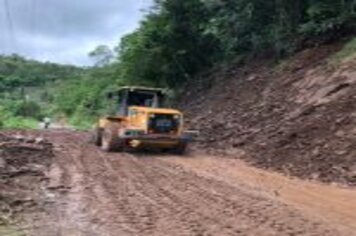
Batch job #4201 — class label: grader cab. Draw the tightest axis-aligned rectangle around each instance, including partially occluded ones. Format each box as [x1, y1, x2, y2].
[93, 86, 191, 154]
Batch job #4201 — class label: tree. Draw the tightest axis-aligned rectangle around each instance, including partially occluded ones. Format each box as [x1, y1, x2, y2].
[89, 45, 114, 66]
[116, 0, 219, 87]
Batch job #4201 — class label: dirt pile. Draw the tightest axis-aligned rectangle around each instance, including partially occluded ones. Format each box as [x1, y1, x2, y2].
[0, 132, 54, 224]
[180, 42, 356, 186]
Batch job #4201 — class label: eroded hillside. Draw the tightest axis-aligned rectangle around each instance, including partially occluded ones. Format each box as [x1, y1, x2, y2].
[180, 40, 356, 186]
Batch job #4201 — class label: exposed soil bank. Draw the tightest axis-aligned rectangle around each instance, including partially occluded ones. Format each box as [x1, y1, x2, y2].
[179, 42, 356, 186]
[0, 131, 54, 235]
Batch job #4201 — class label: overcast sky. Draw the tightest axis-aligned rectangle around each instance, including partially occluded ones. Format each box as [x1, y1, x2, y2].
[0, 0, 152, 66]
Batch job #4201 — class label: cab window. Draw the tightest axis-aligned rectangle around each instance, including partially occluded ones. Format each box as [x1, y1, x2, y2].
[129, 109, 138, 117]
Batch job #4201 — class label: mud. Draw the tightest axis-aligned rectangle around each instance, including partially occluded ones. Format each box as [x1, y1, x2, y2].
[3, 129, 349, 236]
[0, 132, 54, 234]
[179, 43, 356, 186]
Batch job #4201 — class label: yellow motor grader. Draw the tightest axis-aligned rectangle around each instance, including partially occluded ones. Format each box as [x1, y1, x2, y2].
[93, 86, 193, 154]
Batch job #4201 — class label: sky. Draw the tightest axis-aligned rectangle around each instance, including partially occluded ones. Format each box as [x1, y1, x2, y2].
[0, 0, 152, 66]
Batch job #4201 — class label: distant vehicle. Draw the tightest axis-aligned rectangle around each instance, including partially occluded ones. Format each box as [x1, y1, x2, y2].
[92, 86, 195, 154]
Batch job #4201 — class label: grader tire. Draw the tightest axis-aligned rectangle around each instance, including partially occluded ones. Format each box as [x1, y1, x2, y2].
[92, 127, 103, 146]
[101, 124, 123, 152]
[170, 142, 187, 155]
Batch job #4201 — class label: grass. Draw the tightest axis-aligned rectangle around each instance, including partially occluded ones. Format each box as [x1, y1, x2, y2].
[1, 117, 38, 129]
[0, 226, 25, 236]
[0, 105, 38, 129]
[331, 37, 356, 64]
[0, 218, 25, 236]
[68, 115, 93, 130]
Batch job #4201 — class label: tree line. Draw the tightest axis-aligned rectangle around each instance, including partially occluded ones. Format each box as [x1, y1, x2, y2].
[114, 0, 355, 87]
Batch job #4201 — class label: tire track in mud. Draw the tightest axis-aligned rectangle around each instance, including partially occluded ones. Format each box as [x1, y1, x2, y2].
[64, 132, 137, 235]
[48, 131, 103, 236]
[108, 155, 219, 236]
[42, 130, 347, 236]
[119, 156, 338, 236]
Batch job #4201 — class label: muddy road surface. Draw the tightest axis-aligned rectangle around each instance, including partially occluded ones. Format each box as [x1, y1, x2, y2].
[13, 130, 356, 236]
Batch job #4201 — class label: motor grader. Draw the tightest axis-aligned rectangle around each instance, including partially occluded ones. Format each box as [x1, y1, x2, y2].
[93, 86, 192, 154]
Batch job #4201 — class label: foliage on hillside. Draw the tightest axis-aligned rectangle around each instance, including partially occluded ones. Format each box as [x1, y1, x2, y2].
[117, 0, 356, 87]
[0, 54, 82, 93]
[0, 53, 121, 128]
[0, 54, 84, 128]
[331, 37, 356, 63]
[53, 63, 120, 127]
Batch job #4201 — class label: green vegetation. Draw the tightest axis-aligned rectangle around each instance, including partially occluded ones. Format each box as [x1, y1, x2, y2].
[0, 226, 25, 236]
[0, 54, 84, 128]
[0, 218, 25, 236]
[116, 0, 356, 87]
[0, 102, 38, 129]
[1, 0, 355, 129]
[331, 37, 356, 63]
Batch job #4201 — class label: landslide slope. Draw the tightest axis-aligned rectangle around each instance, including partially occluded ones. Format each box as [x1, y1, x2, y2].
[180, 40, 356, 186]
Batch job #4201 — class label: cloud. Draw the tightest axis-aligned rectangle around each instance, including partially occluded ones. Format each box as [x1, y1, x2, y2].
[0, 0, 152, 65]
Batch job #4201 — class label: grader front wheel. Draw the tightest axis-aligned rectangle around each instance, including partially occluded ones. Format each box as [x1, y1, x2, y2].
[169, 142, 187, 155]
[92, 127, 103, 146]
[101, 124, 123, 152]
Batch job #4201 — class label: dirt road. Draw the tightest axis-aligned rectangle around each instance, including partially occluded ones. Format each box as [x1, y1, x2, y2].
[20, 130, 356, 236]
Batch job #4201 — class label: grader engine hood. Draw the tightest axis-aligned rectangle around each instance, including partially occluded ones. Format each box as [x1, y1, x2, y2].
[128, 106, 183, 135]
[147, 113, 181, 134]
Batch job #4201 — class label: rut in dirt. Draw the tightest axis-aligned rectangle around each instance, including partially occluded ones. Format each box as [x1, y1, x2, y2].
[21, 129, 348, 236]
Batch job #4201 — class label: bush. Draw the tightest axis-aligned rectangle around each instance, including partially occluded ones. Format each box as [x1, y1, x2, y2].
[331, 37, 356, 63]
[0, 104, 38, 129]
[13, 101, 42, 120]
[3, 117, 38, 129]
